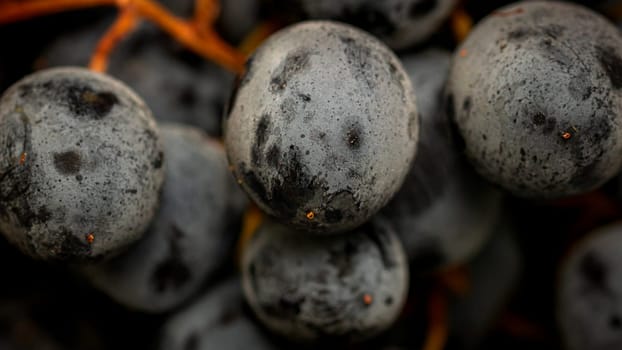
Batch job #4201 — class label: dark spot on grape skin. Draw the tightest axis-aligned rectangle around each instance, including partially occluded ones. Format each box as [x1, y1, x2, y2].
[579, 251, 608, 294]
[298, 93, 311, 102]
[542, 24, 565, 39]
[17, 83, 34, 98]
[337, 5, 396, 37]
[262, 294, 306, 319]
[409, 0, 437, 18]
[53, 151, 82, 175]
[66, 85, 119, 119]
[462, 96, 472, 112]
[153, 151, 164, 169]
[532, 113, 546, 125]
[568, 115, 612, 189]
[507, 28, 535, 41]
[151, 225, 192, 293]
[266, 144, 281, 168]
[595, 45, 622, 89]
[543, 117, 557, 135]
[251, 115, 271, 166]
[346, 126, 362, 150]
[325, 190, 359, 223]
[184, 333, 199, 350]
[270, 49, 311, 93]
[269, 147, 320, 220]
[339, 35, 377, 89]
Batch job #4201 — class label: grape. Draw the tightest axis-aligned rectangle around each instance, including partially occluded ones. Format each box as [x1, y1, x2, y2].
[81, 123, 247, 312]
[273, 0, 458, 50]
[557, 222, 622, 350]
[159, 278, 277, 350]
[449, 218, 521, 349]
[42, 19, 232, 136]
[384, 49, 503, 272]
[225, 21, 418, 233]
[446, 1, 622, 198]
[241, 217, 409, 343]
[0, 67, 164, 262]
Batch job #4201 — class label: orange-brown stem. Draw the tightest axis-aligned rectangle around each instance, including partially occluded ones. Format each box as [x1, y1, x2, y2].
[235, 203, 264, 267]
[89, 8, 139, 72]
[0, 0, 245, 73]
[422, 287, 449, 350]
[193, 0, 219, 36]
[450, 7, 473, 44]
[0, 0, 115, 24]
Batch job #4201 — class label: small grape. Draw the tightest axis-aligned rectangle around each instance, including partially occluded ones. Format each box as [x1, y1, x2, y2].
[0, 67, 164, 261]
[446, 1, 622, 198]
[225, 21, 418, 233]
[241, 217, 409, 343]
[159, 278, 277, 350]
[273, 0, 458, 50]
[81, 124, 247, 312]
[384, 49, 503, 272]
[557, 222, 622, 350]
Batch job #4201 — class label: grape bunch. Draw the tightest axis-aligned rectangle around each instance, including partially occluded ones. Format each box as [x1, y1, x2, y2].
[1, 0, 622, 350]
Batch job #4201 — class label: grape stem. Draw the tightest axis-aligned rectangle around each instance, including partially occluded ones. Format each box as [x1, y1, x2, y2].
[0, 0, 245, 74]
[422, 285, 449, 350]
[89, 7, 139, 72]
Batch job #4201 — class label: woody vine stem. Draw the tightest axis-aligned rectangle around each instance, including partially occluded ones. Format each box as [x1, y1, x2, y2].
[0, 0, 246, 74]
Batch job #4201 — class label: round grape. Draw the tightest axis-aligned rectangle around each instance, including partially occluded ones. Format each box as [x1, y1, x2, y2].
[0, 67, 164, 261]
[225, 21, 418, 233]
[447, 1, 622, 198]
[241, 217, 409, 343]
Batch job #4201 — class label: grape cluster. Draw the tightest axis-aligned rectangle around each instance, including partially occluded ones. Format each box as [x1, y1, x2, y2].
[2, 0, 622, 349]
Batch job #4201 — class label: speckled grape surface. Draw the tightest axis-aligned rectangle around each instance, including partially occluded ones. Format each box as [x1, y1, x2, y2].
[159, 278, 277, 350]
[0, 67, 164, 261]
[557, 222, 622, 350]
[384, 49, 503, 272]
[446, 1, 622, 198]
[82, 124, 247, 312]
[287, 0, 457, 49]
[241, 218, 409, 343]
[225, 21, 418, 234]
